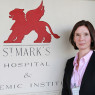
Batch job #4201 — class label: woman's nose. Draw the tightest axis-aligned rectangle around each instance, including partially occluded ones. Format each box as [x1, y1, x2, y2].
[79, 35, 84, 40]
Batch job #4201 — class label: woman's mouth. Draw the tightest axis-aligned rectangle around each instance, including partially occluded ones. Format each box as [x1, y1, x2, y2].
[79, 43, 85, 45]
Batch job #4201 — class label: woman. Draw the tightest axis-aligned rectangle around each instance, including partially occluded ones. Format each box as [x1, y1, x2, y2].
[62, 20, 95, 95]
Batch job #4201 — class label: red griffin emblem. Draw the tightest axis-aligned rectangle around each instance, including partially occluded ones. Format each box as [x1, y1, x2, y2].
[4, 1, 60, 43]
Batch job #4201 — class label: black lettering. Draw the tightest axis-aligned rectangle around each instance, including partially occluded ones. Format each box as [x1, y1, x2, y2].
[16, 48, 22, 56]
[37, 47, 41, 56]
[45, 47, 50, 56]
[30, 47, 35, 56]
[3, 48, 8, 57]
[23, 48, 28, 56]
[4, 63, 9, 68]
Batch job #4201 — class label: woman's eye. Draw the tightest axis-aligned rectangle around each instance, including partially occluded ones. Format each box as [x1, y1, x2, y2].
[85, 33, 89, 36]
[75, 34, 80, 36]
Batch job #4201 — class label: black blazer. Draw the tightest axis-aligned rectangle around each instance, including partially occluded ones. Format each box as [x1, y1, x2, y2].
[62, 51, 95, 95]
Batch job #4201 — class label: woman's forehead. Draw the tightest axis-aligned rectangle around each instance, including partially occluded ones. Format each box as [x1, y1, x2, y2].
[75, 26, 89, 33]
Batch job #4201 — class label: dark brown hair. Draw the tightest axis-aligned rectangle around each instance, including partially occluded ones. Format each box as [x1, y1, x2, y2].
[69, 20, 95, 50]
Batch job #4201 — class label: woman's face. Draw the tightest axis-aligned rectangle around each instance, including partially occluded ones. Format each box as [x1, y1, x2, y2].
[74, 26, 91, 51]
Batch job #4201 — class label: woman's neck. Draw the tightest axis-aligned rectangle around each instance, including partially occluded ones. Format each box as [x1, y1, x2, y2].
[78, 49, 91, 60]
[76, 49, 91, 71]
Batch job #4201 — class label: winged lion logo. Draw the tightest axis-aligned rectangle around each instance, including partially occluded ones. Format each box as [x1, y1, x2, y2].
[4, 1, 60, 43]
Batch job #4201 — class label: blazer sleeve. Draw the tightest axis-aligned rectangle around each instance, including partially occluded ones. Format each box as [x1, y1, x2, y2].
[61, 60, 70, 95]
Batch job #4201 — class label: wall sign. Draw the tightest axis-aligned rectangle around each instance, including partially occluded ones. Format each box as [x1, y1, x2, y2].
[0, 0, 61, 95]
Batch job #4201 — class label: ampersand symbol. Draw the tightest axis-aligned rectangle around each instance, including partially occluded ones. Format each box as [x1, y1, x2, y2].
[24, 73, 32, 78]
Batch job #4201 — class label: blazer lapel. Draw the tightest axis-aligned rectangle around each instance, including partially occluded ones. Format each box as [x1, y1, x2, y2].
[80, 51, 95, 89]
[67, 58, 74, 94]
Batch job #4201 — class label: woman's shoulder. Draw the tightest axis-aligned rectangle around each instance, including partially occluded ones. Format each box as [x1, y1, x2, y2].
[67, 57, 75, 63]
[65, 57, 75, 68]
[64, 57, 74, 72]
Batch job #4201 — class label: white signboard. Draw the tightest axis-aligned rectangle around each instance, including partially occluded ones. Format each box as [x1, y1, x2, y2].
[0, 0, 62, 95]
